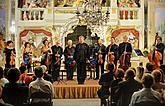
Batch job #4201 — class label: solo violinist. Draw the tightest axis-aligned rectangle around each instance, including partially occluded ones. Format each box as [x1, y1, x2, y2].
[118, 35, 132, 71]
[106, 37, 119, 66]
[94, 39, 106, 80]
[51, 41, 63, 81]
[4, 41, 16, 69]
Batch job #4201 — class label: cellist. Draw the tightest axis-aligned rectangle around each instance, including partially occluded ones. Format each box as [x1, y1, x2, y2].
[118, 35, 132, 71]
[94, 39, 106, 80]
[106, 37, 119, 67]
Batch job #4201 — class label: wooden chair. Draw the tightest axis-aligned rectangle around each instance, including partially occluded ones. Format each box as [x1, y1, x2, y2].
[28, 91, 53, 106]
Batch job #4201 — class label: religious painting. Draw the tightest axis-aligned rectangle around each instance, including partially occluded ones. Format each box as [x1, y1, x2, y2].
[155, 8, 165, 44]
[20, 29, 52, 57]
[112, 28, 139, 49]
[117, 0, 141, 7]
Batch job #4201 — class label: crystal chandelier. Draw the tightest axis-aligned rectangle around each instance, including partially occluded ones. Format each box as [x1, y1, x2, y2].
[76, 0, 110, 30]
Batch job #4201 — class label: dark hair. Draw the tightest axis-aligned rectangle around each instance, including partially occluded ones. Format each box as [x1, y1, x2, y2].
[7, 68, 20, 83]
[34, 66, 43, 78]
[146, 62, 154, 72]
[142, 73, 154, 88]
[6, 41, 13, 46]
[116, 68, 124, 78]
[111, 37, 115, 40]
[151, 70, 162, 83]
[19, 66, 27, 74]
[107, 63, 114, 72]
[24, 42, 30, 48]
[43, 39, 48, 45]
[0, 67, 4, 79]
[126, 69, 135, 79]
[4, 68, 10, 78]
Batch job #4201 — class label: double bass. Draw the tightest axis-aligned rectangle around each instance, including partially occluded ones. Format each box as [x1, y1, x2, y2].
[148, 34, 162, 69]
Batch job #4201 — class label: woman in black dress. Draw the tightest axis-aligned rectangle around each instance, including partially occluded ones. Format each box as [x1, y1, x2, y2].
[4, 41, 16, 69]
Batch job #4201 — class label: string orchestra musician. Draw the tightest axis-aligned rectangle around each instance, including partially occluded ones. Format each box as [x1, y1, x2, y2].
[95, 39, 106, 80]
[41, 39, 52, 74]
[51, 41, 63, 81]
[118, 35, 132, 71]
[154, 36, 164, 65]
[22, 42, 33, 72]
[148, 34, 164, 69]
[106, 37, 119, 68]
[64, 40, 75, 80]
[4, 41, 16, 69]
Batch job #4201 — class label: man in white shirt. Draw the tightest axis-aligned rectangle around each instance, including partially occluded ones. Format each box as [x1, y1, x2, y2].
[129, 73, 162, 106]
[29, 66, 54, 103]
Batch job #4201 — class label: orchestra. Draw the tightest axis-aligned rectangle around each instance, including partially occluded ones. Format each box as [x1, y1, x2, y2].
[1, 33, 164, 83]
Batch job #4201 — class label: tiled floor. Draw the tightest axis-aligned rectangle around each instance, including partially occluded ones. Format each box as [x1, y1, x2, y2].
[53, 99, 100, 106]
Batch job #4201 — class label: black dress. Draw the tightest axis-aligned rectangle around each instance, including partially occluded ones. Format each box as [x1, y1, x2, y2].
[4, 48, 15, 69]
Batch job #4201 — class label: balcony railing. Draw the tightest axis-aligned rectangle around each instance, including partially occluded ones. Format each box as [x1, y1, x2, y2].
[18, 8, 46, 21]
[118, 7, 140, 20]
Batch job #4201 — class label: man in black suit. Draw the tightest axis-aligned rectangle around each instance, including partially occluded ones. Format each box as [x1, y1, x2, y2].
[51, 41, 63, 81]
[74, 36, 89, 84]
[95, 39, 106, 79]
[97, 63, 114, 106]
[116, 69, 142, 106]
[118, 35, 132, 71]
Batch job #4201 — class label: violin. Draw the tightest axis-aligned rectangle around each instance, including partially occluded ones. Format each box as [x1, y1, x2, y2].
[98, 47, 103, 64]
[10, 50, 15, 66]
[107, 52, 115, 64]
[55, 52, 61, 65]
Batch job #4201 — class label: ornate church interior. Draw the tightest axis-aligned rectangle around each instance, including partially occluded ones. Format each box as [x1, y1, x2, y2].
[0, 0, 165, 106]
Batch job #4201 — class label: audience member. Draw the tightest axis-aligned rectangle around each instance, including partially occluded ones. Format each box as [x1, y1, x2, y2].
[2, 68, 29, 106]
[41, 65, 53, 83]
[0, 86, 13, 106]
[18, 65, 32, 85]
[116, 69, 142, 106]
[135, 66, 144, 82]
[97, 63, 114, 106]
[0, 67, 8, 87]
[152, 70, 165, 92]
[129, 73, 162, 106]
[145, 62, 154, 73]
[111, 68, 125, 105]
[29, 66, 54, 103]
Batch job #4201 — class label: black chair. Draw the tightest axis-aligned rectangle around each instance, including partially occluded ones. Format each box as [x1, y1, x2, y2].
[28, 91, 53, 106]
[134, 101, 162, 106]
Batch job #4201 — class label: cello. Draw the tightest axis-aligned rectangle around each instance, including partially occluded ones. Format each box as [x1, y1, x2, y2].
[10, 50, 15, 66]
[148, 34, 162, 69]
[119, 44, 131, 71]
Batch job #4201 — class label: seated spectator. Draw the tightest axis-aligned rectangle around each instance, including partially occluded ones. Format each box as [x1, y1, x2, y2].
[41, 65, 53, 83]
[116, 69, 142, 106]
[111, 68, 125, 105]
[0, 67, 8, 87]
[18, 66, 32, 85]
[135, 66, 144, 82]
[152, 70, 165, 92]
[129, 73, 162, 106]
[29, 66, 54, 103]
[97, 63, 114, 106]
[0, 86, 13, 106]
[2, 68, 29, 106]
[145, 62, 154, 73]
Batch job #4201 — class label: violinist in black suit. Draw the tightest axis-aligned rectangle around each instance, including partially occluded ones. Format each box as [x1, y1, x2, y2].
[95, 39, 106, 80]
[51, 41, 63, 81]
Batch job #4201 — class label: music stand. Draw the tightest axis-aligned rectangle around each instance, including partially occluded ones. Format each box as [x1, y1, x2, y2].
[134, 49, 144, 56]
